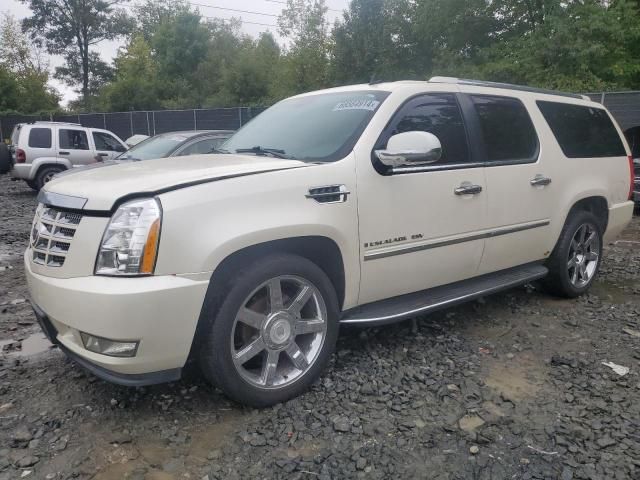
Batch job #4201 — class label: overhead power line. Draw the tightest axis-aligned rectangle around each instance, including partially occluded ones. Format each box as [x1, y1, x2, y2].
[202, 15, 278, 28]
[262, 0, 342, 13]
[189, 2, 279, 17]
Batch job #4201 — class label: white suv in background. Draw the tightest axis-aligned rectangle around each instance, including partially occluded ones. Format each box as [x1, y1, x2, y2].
[7, 122, 128, 190]
[26, 78, 634, 407]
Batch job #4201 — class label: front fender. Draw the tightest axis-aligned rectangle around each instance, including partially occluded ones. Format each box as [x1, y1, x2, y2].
[154, 160, 361, 309]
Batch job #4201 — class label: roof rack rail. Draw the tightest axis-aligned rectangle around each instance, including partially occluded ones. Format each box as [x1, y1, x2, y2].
[429, 76, 589, 100]
[31, 120, 82, 126]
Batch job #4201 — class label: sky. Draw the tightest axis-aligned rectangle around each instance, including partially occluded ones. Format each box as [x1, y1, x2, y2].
[3, 0, 349, 106]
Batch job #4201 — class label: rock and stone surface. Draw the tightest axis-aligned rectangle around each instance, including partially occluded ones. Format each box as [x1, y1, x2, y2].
[1, 176, 639, 479]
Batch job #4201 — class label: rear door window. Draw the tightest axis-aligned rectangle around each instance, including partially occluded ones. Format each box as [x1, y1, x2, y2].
[28, 128, 52, 148]
[59, 129, 89, 150]
[537, 101, 626, 158]
[471, 95, 538, 163]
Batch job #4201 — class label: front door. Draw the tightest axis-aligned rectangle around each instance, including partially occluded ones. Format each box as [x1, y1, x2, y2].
[57, 128, 93, 167]
[356, 92, 489, 305]
[92, 131, 127, 161]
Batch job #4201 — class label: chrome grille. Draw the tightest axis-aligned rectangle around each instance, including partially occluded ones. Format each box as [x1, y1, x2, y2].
[30, 205, 83, 267]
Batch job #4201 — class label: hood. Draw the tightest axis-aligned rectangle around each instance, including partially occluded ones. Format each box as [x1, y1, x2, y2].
[42, 154, 307, 211]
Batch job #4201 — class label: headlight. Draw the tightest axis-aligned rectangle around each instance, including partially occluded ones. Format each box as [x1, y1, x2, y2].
[95, 198, 161, 276]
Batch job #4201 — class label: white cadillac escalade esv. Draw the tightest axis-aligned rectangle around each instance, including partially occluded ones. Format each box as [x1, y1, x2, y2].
[26, 78, 635, 406]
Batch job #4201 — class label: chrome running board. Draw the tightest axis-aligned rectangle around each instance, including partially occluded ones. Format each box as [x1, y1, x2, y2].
[340, 263, 548, 326]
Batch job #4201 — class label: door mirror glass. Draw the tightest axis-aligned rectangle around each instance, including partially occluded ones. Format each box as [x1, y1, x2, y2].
[375, 131, 442, 167]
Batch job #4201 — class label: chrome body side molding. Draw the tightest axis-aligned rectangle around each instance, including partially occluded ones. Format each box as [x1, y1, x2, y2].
[364, 219, 550, 261]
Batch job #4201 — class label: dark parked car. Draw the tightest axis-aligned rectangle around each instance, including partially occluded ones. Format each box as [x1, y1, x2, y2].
[116, 130, 234, 161]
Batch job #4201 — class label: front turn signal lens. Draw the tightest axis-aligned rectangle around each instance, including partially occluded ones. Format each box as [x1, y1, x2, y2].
[140, 218, 161, 274]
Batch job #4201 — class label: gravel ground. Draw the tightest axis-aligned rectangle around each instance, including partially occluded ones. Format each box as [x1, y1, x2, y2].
[1, 174, 639, 480]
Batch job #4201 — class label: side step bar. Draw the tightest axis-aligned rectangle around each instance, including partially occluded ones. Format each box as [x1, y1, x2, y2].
[340, 263, 548, 326]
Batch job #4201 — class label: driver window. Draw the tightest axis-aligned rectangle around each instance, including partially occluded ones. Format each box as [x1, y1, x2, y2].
[385, 93, 470, 165]
[93, 131, 126, 152]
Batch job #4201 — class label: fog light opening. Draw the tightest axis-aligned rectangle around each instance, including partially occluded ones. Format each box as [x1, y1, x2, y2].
[80, 332, 139, 358]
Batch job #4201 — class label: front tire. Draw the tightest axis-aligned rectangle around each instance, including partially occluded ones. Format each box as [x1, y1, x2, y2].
[543, 210, 603, 298]
[198, 254, 340, 407]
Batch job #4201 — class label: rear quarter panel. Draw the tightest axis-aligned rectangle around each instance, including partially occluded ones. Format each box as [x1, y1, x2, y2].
[525, 96, 631, 246]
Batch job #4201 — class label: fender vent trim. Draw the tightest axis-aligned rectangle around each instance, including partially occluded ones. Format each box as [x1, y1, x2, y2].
[306, 185, 350, 204]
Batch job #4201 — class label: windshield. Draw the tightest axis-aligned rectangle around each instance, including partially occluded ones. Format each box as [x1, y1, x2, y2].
[222, 90, 390, 162]
[117, 133, 193, 160]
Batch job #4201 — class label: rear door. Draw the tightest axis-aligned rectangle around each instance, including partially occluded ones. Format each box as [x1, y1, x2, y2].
[58, 127, 94, 167]
[458, 89, 556, 273]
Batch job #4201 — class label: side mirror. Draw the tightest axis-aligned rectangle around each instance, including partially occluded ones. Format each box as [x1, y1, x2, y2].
[375, 131, 442, 168]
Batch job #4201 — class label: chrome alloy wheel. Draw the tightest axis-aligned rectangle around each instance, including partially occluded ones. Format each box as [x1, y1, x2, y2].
[567, 223, 600, 288]
[231, 275, 328, 389]
[43, 171, 56, 184]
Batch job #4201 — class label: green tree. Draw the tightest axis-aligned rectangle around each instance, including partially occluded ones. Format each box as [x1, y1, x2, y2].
[468, 0, 640, 91]
[0, 13, 58, 112]
[97, 35, 160, 111]
[135, 0, 191, 42]
[217, 32, 282, 105]
[0, 66, 20, 112]
[278, 0, 330, 94]
[150, 10, 209, 107]
[21, 0, 132, 110]
[56, 51, 114, 104]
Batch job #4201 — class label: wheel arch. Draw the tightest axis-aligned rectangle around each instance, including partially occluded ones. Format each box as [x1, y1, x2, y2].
[188, 236, 346, 358]
[31, 158, 70, 180]
[564, 196, 609, 233]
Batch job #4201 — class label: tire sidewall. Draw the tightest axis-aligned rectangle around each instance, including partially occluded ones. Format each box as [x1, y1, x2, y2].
[552, 211, 603, 297]
[0, 143, 11, 174]
[35, 166, 64, 190]
[199, 253, 340, 407]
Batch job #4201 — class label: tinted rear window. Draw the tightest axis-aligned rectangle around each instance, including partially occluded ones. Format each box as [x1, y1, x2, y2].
[471, 95, 538, 163]
[28, 128, 52, 148]
[537, 101, 626, 158]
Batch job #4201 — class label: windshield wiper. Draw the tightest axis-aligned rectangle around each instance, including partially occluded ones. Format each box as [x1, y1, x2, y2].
[235, 146, 288, 159]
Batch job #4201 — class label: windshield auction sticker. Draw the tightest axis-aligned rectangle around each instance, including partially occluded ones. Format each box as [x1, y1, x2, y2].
[333, 98, 381, 112]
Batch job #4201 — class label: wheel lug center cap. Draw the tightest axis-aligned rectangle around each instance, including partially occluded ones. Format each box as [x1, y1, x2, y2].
[265, 315, 293, 347]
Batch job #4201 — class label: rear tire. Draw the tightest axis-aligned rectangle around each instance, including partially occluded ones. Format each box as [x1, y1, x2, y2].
[33, 165, 64, 191]
[0, 143, 11, 174]
[26, 180, 39, 191]
[198, 253, 339, 407]
[542, 210, 603, 298]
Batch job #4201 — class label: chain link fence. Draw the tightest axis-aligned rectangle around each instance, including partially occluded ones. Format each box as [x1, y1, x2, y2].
[0, 106, 268, 142]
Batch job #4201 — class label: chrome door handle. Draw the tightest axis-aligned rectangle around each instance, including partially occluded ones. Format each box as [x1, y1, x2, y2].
[454, 183, 483, 196]
[530, 175, 552, 186]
